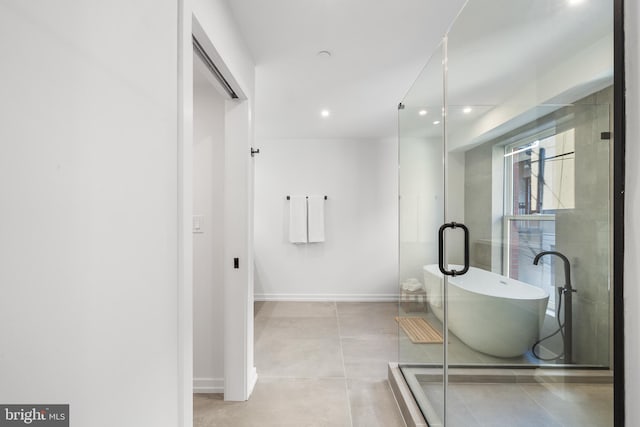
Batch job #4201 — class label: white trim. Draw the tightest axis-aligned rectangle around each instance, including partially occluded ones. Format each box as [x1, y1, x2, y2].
[223, 99, 252, 401]
[192, 18, 246, 100]
[248, 367, 258, 396]
[177, 1, 194, 426]
[502, 215, 556, 279]
[193, 377, 225, 394]
[254, 293, 400, 302]
[189, 10, 255, 403]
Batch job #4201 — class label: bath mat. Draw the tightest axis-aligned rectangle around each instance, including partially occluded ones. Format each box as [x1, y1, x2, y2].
[395, 317, 443, 344]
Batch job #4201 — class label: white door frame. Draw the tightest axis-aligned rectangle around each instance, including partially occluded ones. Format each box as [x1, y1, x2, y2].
[177, 2, 194, 426]
[177, 2, 255, 425]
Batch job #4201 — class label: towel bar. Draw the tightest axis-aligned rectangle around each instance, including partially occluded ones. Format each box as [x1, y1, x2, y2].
[286, 195, 328, 200]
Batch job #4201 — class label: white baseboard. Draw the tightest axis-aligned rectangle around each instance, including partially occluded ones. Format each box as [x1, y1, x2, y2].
[248, 367, 258, 398]
[194, 371, 258, 397]
[193, 377, 224, 394]
[254, 293, 399, 302]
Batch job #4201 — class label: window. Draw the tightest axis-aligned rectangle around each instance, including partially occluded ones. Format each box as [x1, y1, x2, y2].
[503, 127, 576, 314]
[506, 128, 575, 215]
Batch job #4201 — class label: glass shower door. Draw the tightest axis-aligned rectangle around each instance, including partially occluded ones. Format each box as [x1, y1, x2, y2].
[399, 0, 615, 425]
[398, 41, 447, 425]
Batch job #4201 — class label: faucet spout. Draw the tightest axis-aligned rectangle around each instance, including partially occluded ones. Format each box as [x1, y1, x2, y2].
[533, 251, 572, 290]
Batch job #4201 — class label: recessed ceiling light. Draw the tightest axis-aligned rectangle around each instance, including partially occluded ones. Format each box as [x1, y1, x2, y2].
[321, 109, 331, 118]
[568, 0, 584, 5]
[433, 120, 440, 125]
[317, 50, 332, 58]
[419, 110, 428, 116]
[463, 107, 472, 114]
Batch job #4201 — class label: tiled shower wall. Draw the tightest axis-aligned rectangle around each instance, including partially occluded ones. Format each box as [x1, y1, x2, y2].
[555, 86, 613, 365]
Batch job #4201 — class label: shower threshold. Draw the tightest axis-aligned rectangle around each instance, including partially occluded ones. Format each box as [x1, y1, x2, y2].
[388, 363, 613, 427]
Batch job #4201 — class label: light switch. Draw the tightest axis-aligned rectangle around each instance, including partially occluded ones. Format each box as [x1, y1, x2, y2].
[193, 215, 204, 233]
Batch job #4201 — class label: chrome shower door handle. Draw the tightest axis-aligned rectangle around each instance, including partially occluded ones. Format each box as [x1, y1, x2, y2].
[438, 222, 470, 276]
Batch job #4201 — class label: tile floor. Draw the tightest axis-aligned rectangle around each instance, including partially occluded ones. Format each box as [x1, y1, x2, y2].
[194, 301, 614, 426]
[193, 301, 406, 427]
[420, 381, 613, 427]
[397, 309, 614, 426]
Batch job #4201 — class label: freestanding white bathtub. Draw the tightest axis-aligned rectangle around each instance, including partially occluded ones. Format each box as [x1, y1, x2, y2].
[423, 264, 549, 358]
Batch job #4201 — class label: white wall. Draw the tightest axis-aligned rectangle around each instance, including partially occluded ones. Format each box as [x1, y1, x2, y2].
[397, 135, 467, 285]
[625, 0, 639, 423]
[0, 1, 257, 426]
[0, 1, 179, 426]
[254, 138, 398, 300]
[192, 74, 225, 393]
[399, 137, 444, 283]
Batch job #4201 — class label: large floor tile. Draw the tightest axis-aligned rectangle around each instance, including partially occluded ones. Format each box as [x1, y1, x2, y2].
[347, 379, 406, 427]
[338, 313, 398, 338]
[337, 302, 398, 317]
[255, 301, 337, 318]
[194, 378, 352, 427]
[342, 336, 398, 379]
[521, 383, 613, 427]
[420, 383, 481, 427]
[453, 383, 562, 427]
[398, 335, 444, 364]
[255, 336, 344, 378]
[255, 316, 340, 340]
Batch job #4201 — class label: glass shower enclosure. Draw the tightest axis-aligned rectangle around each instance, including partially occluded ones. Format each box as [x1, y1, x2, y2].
[398, 0, 615, 425]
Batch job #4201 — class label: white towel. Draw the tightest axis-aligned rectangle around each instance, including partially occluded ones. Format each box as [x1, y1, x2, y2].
[289, 196, 308, 243]
[307, 195, 325, 243]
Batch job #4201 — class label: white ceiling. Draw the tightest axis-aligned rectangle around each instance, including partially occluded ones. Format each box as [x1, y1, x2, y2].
[399, 0, 613, 141]
[226, 0, 613, 142]
[226, 0, 467, 140]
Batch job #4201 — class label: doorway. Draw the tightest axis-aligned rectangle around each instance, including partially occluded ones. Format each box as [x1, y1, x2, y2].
[184, 15, 257, 408]
[192, 43, 227, 395]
